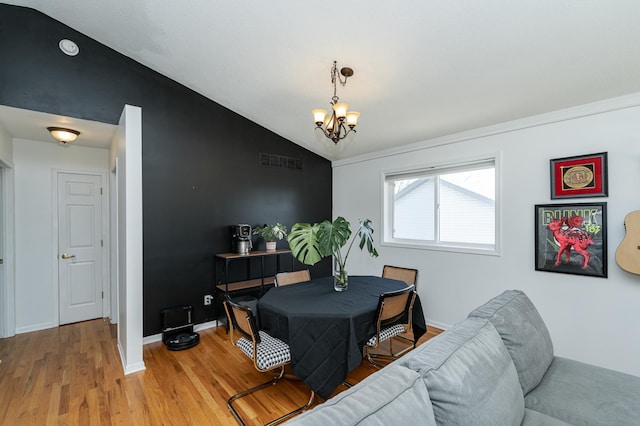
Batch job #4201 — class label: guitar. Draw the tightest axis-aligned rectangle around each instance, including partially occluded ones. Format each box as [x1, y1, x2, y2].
[615, 210, 640, 275]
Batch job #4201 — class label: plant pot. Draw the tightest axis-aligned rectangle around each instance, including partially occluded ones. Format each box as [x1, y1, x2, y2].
[266, 241, 277, 252]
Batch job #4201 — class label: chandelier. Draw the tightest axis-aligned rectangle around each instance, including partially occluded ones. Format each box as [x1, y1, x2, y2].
[312, 61, 360, 144]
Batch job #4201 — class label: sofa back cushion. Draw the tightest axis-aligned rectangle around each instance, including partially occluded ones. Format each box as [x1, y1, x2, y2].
[402, 317, 525, 426]
[285, 363, 436, 425]
[468, 289, 554, 395]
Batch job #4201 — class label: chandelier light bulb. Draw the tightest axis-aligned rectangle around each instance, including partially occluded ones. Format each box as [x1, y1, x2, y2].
[332, 102, 349, 120]
[312, 109, 328, 126]
[346, 111, 360, 128]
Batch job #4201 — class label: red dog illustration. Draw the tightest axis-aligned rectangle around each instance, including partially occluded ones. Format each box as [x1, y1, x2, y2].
[547, 216, 594, 269]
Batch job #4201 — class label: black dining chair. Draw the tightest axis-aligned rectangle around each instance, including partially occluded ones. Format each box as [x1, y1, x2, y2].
[223, 299, 314, 425]
[363, 285, 417, 368]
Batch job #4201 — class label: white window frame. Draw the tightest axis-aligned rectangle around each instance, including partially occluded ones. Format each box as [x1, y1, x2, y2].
[382, 153, 501, 256]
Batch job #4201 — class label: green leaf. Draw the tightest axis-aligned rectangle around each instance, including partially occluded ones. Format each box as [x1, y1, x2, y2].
[287, 222, 323, 265]
[357, 218, 379, 258]
[288, 216, 378, 268]
[317, 217, 351, 258]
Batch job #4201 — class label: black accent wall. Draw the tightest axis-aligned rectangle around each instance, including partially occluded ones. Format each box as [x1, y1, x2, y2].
[0, 5, 332, 336]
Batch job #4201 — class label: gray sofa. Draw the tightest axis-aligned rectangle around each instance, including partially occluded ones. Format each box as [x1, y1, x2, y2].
[285, 290, 640, 425]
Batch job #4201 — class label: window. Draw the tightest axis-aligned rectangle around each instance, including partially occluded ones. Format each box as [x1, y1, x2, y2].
[384, 158, 497, 253]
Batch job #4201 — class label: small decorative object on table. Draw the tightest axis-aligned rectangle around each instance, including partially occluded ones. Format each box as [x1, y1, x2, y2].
[253, 223, 288, 251]
[287, 216, 379, 291]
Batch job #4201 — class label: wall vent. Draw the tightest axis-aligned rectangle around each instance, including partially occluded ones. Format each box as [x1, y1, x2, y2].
[259, 153, 303, 170]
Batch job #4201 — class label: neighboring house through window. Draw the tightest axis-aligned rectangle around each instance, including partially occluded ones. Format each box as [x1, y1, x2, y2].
[383, 156, 498, 254]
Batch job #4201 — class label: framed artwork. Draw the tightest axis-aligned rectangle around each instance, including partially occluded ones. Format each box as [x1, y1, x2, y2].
[550, 152, 608, 199]
[534, 202, 607, 278]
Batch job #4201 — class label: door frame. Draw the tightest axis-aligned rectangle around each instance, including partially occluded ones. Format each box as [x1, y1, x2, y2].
[0, 161, 16, 338]
[52, 169, 110, 325]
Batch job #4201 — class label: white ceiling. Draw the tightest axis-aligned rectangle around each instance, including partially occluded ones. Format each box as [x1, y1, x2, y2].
[3, 0, 640, 160]
[0, 105, 116, 149]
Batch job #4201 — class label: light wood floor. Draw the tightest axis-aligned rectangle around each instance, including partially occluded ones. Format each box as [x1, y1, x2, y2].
[0, 319, 442, 425]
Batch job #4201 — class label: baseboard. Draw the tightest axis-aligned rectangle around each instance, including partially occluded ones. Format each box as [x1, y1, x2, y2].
[194, 320, 218, 332]
[117, 340, 146, 375]
[123, 361, 146, 375]
[142, 319, 219, 346]
[15, 321, 56, 334]
[142, 333, 163, 345]
[425, 318, 450, 332]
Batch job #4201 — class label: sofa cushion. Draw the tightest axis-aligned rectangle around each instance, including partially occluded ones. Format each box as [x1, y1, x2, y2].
[284, 363, 436, 425]
[521, 409, 572, 425]
[468, 289, 554, 394]
[401, 317, 524, 426]
[525, 356, 640, 426]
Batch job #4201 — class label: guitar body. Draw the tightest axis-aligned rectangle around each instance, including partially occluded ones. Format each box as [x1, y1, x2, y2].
[616, 210, 640, 275]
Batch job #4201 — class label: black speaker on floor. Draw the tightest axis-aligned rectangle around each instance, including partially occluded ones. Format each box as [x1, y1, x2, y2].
[161, 305, 200, 351]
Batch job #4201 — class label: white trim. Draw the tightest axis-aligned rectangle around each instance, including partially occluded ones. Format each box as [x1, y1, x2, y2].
[142, 334, 163, 345]
[0, 162, 16, 338]
[109, 163, 118, 324]
[118, 341, 146, 374]
[334, 92, 640, 168]
[194, 320, 218, 332]
[426, 319, 451, 332]
[15, 321, 56, 334]
[142, 320, 219, 345]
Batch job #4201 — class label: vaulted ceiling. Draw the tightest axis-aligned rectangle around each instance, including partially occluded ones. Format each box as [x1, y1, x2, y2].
[3, 1, 640, 160]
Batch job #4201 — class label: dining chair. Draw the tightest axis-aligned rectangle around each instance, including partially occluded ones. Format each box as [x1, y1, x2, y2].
[382, 265, 418, 287]
[275, 269, 311, 287]
[223, 299, 314, 425]
[363, 285, 417, 368]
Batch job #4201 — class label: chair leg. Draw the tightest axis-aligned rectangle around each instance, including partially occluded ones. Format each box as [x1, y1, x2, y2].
[389, 335, 415, 357]
[227, 366, 315, 426]
[365, 336, 416, 369]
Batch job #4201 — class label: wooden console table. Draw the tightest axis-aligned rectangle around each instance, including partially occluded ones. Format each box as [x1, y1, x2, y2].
[213, 249, 293, 319]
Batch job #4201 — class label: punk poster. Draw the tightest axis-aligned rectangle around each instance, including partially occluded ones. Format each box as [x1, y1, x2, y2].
[534, 202, 607, 278]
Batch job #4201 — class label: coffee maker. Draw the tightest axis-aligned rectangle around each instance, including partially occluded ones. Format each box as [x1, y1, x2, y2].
[231, 224, 252, 255]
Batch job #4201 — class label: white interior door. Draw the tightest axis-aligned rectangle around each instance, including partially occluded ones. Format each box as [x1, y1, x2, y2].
[58, 172, 103, 325]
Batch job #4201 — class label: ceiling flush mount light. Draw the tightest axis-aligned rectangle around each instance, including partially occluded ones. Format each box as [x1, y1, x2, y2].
[59, 39, 79, 56]
[312, 61, 360, 144]
[47, 127, 80, 145]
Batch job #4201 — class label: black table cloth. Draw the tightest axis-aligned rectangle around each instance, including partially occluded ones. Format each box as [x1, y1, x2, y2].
[258, 275, 427, 399]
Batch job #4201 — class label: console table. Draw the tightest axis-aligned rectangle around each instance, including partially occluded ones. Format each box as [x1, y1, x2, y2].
[214, 249, 293, 320]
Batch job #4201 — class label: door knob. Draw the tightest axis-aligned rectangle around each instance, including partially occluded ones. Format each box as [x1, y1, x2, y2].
[61, 253, 76, 259]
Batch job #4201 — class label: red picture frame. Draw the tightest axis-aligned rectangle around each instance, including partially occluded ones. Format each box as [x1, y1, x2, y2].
[550, 152, 608, 199]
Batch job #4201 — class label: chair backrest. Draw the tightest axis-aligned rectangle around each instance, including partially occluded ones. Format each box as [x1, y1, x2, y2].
[382, 265, 418, 287]
[224, 299, 261, 345]
[275, 269, 311, 287]
[374, 285, 416, 331]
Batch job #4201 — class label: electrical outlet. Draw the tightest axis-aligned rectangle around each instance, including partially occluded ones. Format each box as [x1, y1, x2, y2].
[204, 295, 213, 306]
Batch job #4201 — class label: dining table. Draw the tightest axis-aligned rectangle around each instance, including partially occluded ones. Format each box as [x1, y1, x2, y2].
[257, 275, 427, 399]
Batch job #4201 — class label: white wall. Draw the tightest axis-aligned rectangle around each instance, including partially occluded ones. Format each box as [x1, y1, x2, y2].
[111, 105, 145, 374]
[333, 95, 640, 377]
[13, 139, 108, 333]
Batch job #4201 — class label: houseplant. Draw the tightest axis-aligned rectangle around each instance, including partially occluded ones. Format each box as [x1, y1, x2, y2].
[253, 223, 288, 251]
[287, 216, 379, 291]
